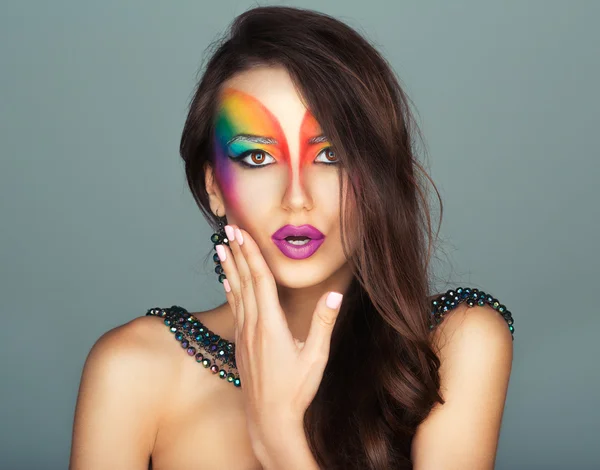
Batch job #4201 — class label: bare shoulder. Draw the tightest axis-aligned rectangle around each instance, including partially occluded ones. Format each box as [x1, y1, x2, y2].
[79, 312, 195, 407]
[87, 314, 185, 374]
[430, 300, 514, 356]
[411, 299, 514, 468]
[70, 314, 184, 469]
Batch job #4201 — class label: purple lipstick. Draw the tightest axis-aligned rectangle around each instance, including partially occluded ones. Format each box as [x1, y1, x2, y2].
[271, 224, 325, 260]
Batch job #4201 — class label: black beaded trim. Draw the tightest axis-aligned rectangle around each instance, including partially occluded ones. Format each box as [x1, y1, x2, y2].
[429, 287, 515, 340]
[146, 305, 241, 388]
[146, 287, 513, 389]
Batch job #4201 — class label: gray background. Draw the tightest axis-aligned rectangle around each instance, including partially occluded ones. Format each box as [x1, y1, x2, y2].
[1, 1, 598, 469]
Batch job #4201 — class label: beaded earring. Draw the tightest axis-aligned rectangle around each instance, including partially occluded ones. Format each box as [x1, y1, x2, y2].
[210, 214, 230, 283]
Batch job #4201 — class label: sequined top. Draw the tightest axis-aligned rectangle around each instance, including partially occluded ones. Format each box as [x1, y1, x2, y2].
[145, 286, 514, 390]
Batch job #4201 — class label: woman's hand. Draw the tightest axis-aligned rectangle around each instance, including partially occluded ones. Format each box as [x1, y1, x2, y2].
[214, 224, 343, 458]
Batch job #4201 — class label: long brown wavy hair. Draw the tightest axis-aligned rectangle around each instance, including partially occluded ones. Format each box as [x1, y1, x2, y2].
[180, 6, 447, 469]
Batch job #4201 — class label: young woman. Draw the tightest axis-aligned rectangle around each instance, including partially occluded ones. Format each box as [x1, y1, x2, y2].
[70, 6, 515, 470]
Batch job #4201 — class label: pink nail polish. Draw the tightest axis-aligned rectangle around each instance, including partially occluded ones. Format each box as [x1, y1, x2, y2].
[216, 244, 226, 262]
[326, 292, 343, 309]
[234, 228, 244, 245]
[223, 279, 231, 293]
[224, 225, 235, 243]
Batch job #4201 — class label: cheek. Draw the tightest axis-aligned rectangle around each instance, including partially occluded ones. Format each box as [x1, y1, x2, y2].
[312, 169, 342, 209]
[214, 144, 240, 210]
[317, 171, 354, 246]
[215, 164, 282, 223]
[231, 178, 266, 219]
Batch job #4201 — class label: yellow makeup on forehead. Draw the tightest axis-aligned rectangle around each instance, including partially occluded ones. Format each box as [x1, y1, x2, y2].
[216, 87, 288, 160]
[213, 88, 334, 211]
[299, 110, 326, 166]
[216, 87, 329, 166]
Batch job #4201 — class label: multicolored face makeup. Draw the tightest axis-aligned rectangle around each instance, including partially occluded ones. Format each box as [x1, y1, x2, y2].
[209, 65, 353, 288]
[213, 87, 336, 210]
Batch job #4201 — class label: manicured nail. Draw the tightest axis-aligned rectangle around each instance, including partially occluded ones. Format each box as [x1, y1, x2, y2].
[224, 225, 235, 243]
[234, 228, 244, 245]
[326, 292, 343, 309]
[223, 279, 231, 293]
[216, 244, 226, 262]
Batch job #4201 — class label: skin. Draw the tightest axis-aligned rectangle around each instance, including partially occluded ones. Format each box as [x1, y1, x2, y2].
[210, 225, 337, 469]
[69, 65, 513, 470]
[206, 65, 356, 344]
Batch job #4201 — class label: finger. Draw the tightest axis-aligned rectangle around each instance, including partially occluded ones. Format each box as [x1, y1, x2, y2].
[216, 235, 243, 339]
[236, 228, 288, 337]
[226, 225, 258, 339]
[215, 243, 241, 342]
[303, 291, 343, 362]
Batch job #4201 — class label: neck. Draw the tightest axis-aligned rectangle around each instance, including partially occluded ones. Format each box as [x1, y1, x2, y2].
[276, 263, 355, 343]
[215, 264, 355, 345]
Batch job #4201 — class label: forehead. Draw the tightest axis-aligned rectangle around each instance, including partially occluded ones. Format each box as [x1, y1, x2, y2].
[217, 65, 313, 136]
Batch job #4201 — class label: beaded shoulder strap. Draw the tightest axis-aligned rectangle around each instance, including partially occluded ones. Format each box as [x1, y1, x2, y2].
[146, 287, 514, 389]
[145, 305, 241, 388]
[429, 287, 514, 340]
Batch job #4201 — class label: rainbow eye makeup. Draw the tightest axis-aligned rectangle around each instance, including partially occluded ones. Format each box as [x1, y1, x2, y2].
[228, 149, 277, 169]
[228, 146, 338, 169]
[213, 87, 340, 207]
[314, 147, 339, 165]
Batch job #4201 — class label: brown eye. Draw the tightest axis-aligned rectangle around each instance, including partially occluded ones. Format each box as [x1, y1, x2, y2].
[315, 147, 339, 164]
[228, 149, 276, 169]
[250, 151, 265, 164]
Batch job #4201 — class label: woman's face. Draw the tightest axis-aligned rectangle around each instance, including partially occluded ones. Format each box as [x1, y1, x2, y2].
[207, 65, 354, 289]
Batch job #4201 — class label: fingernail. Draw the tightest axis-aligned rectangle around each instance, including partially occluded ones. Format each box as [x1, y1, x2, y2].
[224, 225, 235, 243]
[223, 279, 231, 293]
[326, 292, 343, 309]
[216, 244, 226, 262]
[234, 228, 244, 245]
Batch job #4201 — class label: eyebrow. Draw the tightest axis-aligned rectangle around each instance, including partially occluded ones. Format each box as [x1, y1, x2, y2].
[226, 134, 328, 145]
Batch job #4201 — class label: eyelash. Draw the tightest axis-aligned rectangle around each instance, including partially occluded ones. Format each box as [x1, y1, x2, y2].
[228, 147, 339, 169]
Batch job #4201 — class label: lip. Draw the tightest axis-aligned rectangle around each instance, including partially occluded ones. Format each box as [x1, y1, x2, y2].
[272, 224, 325, 240]
[271, 224, 326, 260]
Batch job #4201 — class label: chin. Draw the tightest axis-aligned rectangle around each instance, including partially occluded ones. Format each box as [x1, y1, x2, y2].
[269, 262, 335, 289]
[258, 238, 351, 289]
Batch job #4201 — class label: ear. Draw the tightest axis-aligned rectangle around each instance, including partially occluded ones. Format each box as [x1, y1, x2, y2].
[204, 162, 226, 217]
